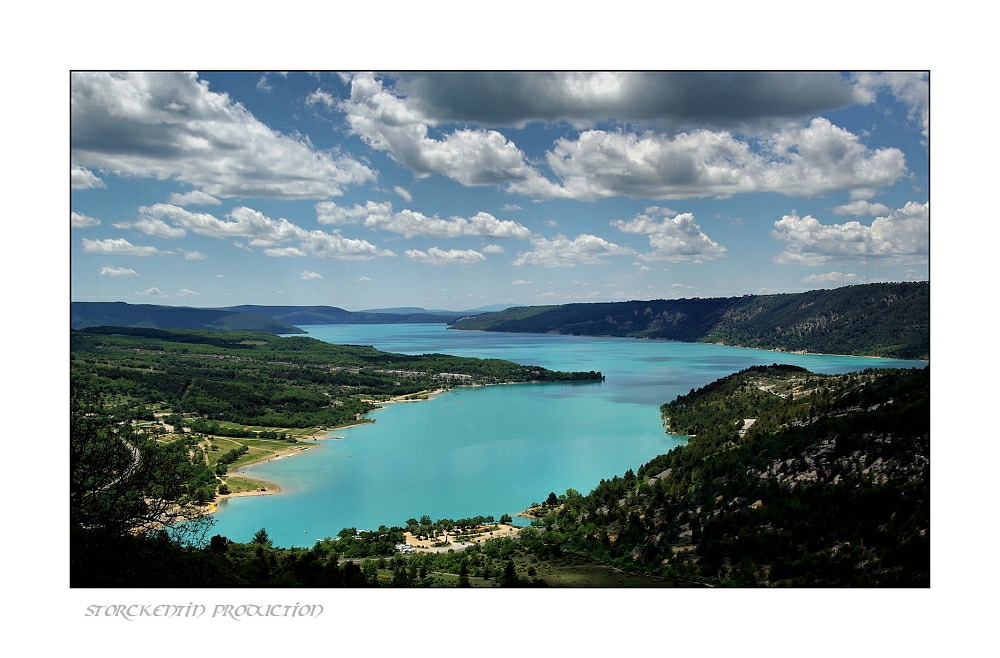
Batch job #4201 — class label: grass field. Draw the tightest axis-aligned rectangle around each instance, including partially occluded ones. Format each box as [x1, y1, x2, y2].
[220, 474, 278, 494]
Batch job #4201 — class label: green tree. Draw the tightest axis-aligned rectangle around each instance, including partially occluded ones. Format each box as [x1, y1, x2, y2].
[71, 395, 194, 536]
[501, 560, 518, 587]
[252, 528, 272, 547]
[361, 558, 378, 584]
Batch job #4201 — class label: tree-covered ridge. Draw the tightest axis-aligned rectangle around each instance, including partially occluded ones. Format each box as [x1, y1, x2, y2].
[512, 365, 929, 586]
[703, 283, 928, 359]
[71, 302, 307, 334]
[221, 304, 466, 325]
[451, 282, 929, 359]
[71, 327, 602, 428]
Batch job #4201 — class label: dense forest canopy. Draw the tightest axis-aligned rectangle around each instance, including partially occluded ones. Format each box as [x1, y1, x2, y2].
[71, 327, 602, 428]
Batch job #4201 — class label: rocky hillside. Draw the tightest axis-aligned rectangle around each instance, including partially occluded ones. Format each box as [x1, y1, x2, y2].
[451, 282, 929, 359]
[517, 364, 929, 586]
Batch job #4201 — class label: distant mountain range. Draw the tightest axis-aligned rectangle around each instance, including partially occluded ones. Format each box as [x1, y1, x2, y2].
[71, 284, 929, 359]
[70, 302, 475, 335]
[360, 304, 514, 316]
[220, 305, 467, 325]
[451, 282, 929, 360]
[71, 302, 306, 334]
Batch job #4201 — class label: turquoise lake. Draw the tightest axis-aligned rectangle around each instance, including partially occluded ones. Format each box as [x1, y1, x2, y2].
[209, 324, 926, 547]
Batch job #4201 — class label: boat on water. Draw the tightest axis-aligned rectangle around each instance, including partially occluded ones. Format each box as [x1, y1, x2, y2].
[332, 436, 347, 440]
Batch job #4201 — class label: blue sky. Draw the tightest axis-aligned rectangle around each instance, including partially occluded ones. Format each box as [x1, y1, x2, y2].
[70, 71, 928, 311]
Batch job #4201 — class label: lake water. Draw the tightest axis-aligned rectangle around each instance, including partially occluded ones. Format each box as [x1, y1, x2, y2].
[209, 324, 926, 547]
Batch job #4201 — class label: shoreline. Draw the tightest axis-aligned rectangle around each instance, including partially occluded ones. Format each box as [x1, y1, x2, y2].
[448, 328, 928, 362]
[362, 387, 450, 407]
[207, 388, 448, 508]
[516, 505, 546, 520]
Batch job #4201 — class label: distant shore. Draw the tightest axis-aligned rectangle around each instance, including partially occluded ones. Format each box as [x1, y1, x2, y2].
[451, 327, 928, 362]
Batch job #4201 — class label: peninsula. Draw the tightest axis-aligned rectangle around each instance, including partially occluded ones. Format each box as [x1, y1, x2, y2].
[71, 327, 603, 506]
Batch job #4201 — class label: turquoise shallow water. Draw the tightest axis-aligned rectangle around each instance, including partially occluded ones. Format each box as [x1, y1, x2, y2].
[208, 324, 926, 547]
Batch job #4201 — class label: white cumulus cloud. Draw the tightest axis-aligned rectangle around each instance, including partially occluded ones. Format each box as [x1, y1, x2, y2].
[372, 209, 530, 239]
[482, 244, 505, 254]
[316, 200, 393, 226]
[316, 200, 530, 239]
[264, 247, 307, 258]
[134, 287, 168, 296]
[305, 88, 337, 109]
[832, 199, 891, 217]
[134, 216, 187, 239]
[82, 238, 160, 256]
[137, 203, 394, 260]
[298, 231, 395, 261]
[71, 72, 375, 199]
[513, 234, 635, 267]
[168, 190, 222, 206]
[176, 288, 200, 296]
[71, 212, 101, 228]
[138, 204, 298, 246]
[340, 73, 546, 188]
[852, 72, 929, 139]
[773, 201, 928, 265]
[300, 270, 323, 280]
[71, 165, 106, 189]
[612, 211, 726, 263]
[405, 247, 486, 265]
[100, 266, 137, 277]
[514, 118, 906, 200]
[393, 186, 412, 202]
[802, 271, 860, 286]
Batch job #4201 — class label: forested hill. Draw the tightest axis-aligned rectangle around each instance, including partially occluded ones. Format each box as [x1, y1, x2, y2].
[71, 302, 470, 334]
[523, 364, 929, 586]
[451, 282, 929, 360]
[221, 305, 465, 325]
[71, 302, 305, 334]
[71, 327, 602, 429]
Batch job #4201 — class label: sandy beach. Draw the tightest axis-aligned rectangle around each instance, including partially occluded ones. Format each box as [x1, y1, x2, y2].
[363, 388, 449, 406]
[403, 523, 522, 553]
[203, 387, 448, 508]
